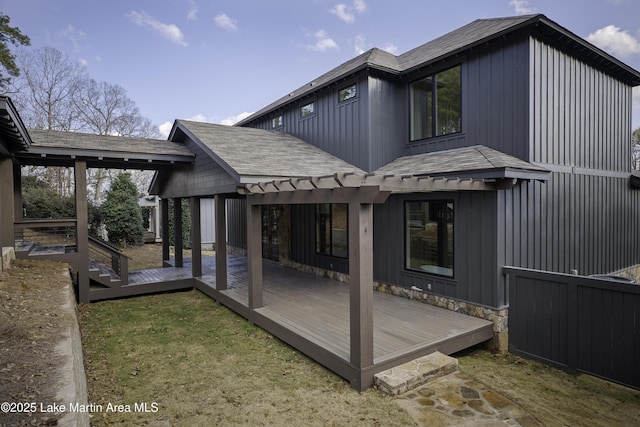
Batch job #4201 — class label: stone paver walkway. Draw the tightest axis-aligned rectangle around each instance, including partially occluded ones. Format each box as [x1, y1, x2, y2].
[395, 371, 542, 427]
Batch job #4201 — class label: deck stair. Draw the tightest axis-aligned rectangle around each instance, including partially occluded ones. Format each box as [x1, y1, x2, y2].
[88, 259, 122, 288]
[374, 352, 459, 395]
[87, 236, 129, 288]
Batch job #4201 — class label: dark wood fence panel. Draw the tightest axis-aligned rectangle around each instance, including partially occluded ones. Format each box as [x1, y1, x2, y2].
[504, 266, 640, 390]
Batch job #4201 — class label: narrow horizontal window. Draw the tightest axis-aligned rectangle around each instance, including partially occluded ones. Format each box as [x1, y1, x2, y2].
[300, 102, 315, 117]
[338, 84, 357, 102]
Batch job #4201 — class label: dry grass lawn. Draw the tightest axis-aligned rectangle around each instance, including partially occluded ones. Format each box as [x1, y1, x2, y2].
[79, 243, 640, 426]
[79, 291, 414, 427]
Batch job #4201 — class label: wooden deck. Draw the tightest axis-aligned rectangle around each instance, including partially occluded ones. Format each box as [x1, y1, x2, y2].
[190, 255, 493, 389]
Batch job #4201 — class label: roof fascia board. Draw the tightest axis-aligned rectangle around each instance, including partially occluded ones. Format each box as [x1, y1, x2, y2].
[0, 96, 32, 150]
[15, 146, 194, 164]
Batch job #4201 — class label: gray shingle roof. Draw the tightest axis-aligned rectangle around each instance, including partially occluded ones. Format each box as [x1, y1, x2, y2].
[27, 129, 192, 156]
[175, 120, 365, 181]
[374, 145, 548, 179]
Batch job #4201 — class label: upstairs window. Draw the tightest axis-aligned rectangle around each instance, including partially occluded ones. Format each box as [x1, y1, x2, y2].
[338, 84, 357, 102]
[410, 65, 461, 141]
[300, 101, 315, 118]
[405, 201, 454, 277]
[272, 115, 283, 129]
[316, 203, 348, 258]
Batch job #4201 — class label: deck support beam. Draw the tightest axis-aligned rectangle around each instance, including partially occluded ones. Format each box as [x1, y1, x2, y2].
[75, 160, 89, 304]
[161, 198, 170, 265]
[190, 196, 202, 278]
[348, 201, 374, 390]
[215, 195, 227, 290]
[173, 198, 183, 268]
[247, 201, 263, 309]
[0, 158, 14, 248]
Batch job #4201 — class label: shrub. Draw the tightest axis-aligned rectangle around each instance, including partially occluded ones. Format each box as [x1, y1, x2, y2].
[100, 173, 144, 246]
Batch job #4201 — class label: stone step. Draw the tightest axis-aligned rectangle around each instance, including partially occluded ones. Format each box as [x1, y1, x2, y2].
[374, 351, 458, 396]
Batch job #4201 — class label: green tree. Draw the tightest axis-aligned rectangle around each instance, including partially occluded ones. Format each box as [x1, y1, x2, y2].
[22, 175, 75, 218]
[0, 13, 30, 91]
[100, 173, 144, 247]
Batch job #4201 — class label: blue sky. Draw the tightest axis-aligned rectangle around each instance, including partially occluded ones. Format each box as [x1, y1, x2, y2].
[4, 0, 640, 137]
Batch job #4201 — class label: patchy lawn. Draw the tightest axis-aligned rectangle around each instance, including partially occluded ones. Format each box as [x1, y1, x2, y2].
[459, 350, 640, 427]
[79, 291, 414, 427]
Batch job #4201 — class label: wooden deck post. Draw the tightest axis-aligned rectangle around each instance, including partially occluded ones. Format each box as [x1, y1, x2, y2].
[161, 198, 170, 266]
[190, 196, 202, 277]
[215, 194, 227, 290]
[348, 201, 374, 390]
[247, 200, 263, 309]
[174, 198, 183, 268]
[75, 160, 89, 304]
[0, 158, 15, 248]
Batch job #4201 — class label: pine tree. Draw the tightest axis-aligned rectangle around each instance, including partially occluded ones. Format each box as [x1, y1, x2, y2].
[100, 173, 144, 246]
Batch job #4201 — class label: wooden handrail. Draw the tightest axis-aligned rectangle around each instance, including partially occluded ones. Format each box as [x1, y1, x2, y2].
[14, 219, 77, 228]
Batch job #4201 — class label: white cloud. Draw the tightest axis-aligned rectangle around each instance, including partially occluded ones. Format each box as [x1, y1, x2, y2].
[587, 25, 640, 59]
[353, 0, 367, 13]
[79, 58, 89, 67]
[354, 35, 397, 55]
[330, 1, 367, 23]
[354, 35, 368, 55]
[509, 0, 534, 15]
[59, 24, 86, 51]
[215, 13, 238, 31]
[158, 121, 174, 139]
[159, 114, 210, 138]
[331, 4, 354, 23]
[219, 112, 253, 126]
[186, 0, 198, 20]
[306, 29, 339, 52]
[381, 42, 398, 55]
[126, 11, 188, 46]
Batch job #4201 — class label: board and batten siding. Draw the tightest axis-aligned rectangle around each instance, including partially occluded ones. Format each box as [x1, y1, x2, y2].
[247, 73, 373, 171]
[367, 72, 405, 170]
[499, 173, 640, 278]
[405, 36, 530, 160]
[157, 138, 238, 199]
[226, 198, 247, 252]
[373, 192, 501, 308]
[529, 38, 632, 171]
[497, 37, 640, 279]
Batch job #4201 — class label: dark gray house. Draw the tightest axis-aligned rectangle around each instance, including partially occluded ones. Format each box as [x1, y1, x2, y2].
[3, 13, 638, 390]
[156, 14, 640, 307]
[149, 14, 640, 388]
